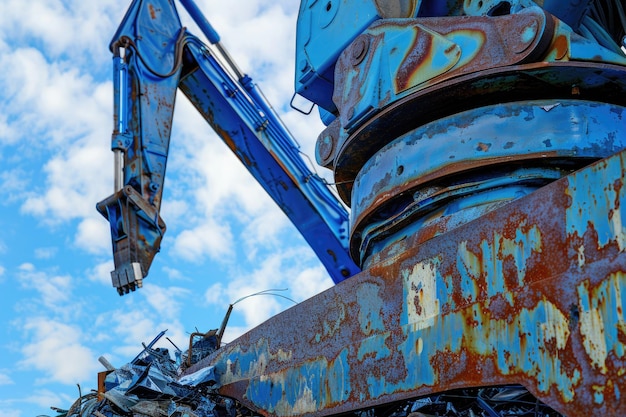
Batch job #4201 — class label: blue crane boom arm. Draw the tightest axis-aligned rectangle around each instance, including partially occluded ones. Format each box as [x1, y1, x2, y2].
[96, 0, 359, 295]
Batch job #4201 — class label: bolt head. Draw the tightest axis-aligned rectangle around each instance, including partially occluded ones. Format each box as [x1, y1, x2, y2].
[317, 133, 335, 162]
[351, 35, 369, 66]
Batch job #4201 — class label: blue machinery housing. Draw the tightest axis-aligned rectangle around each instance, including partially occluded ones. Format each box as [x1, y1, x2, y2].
[95, 0, 626, 416]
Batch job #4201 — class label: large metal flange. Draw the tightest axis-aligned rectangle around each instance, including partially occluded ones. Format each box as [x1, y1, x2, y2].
[330, 62, 626, 205]
[349, 99, 626, 265]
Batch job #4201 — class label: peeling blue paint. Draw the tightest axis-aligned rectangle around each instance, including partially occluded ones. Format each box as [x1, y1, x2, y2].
[566, 153, 626, 249]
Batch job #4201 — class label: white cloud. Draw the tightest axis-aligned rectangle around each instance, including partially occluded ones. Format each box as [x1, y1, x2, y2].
[0, 168, 30, 203]
[0, 408, 20, 417]
[0, 372, 14, 385]
[240, 209, 289, 260]
[0, 47, 110, 147]
[160, 198, 192, 230]
[161, 266, 188, 282]
[17, 265, 72, 310]
[184, 136, 274, 219]
[290, 265, 334, 302]
[18, 263, 34, 272]
[75, 216, 111, 255]
[19, 318, 99, 385]
[142, 284, 191, 321]
[34, 247, 58, 260]
[103, 308, 159, 359]
[171, 220, 234, 263]
[22, 142, 111, 223]
[86, 260, 115, 286]
[204, 282, 225, 305]
[24, 388, 74, 410]
[0, 0, 122, 62]
[0, 43, 112, 260]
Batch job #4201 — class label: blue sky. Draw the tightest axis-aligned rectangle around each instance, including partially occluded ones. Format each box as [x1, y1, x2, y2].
[0, 1, 333, 416]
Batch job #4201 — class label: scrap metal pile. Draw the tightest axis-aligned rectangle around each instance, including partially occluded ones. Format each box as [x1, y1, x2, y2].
[45, 334, 565, 417]
[44, 330, 251, 417]
[356, 387, 565, 417]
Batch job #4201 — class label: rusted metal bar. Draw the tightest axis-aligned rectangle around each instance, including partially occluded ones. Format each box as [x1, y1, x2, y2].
[187, 149, 626, 417]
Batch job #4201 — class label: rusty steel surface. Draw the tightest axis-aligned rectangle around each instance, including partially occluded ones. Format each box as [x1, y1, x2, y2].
[333, 8, 555, 132]
[328, 61, 626, 205]
[186, 149, 626, 417]
[349, 100, 626, 264]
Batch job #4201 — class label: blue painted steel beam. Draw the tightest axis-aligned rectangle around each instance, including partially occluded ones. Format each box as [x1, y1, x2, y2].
[187, 148, 626, 417]
[177, 36, 359, 282]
